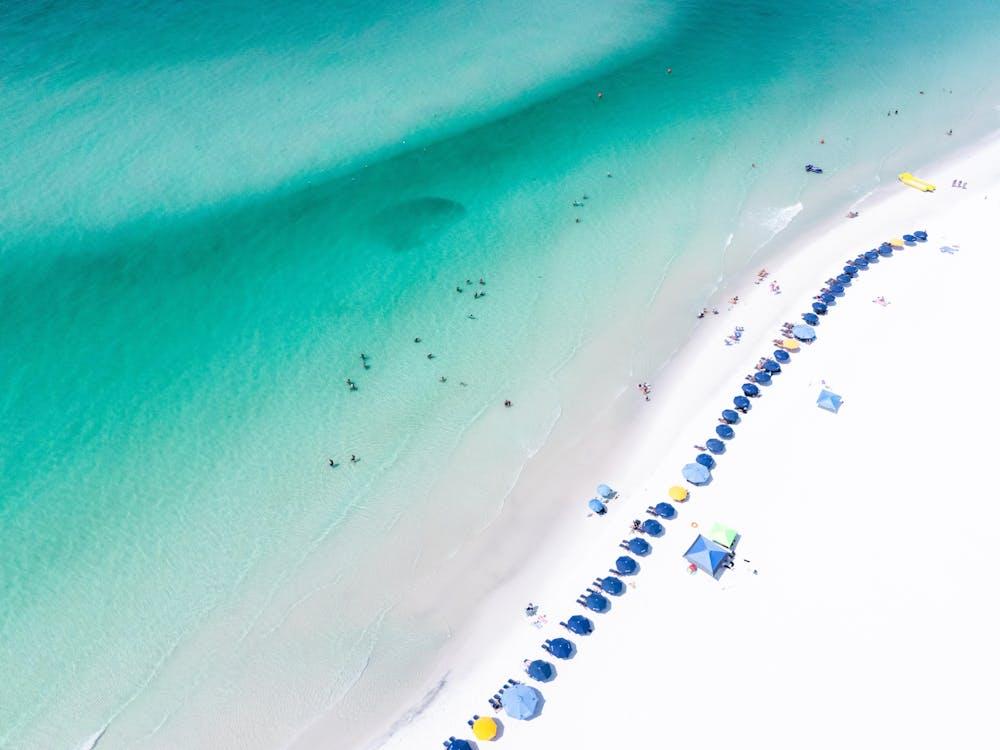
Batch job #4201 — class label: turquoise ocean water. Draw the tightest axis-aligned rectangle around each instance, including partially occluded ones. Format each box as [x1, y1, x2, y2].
[2, 1, 998, 748]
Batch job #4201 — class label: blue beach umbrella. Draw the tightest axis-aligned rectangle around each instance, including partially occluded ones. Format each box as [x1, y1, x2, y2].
[705, 438, 726, 455]
[903, 234, 916, 244]
[641, 519, 664, 536]
[829, 283, 845, 294]
[844, 265, 859, 276]
[733, 395, 751, 411]
[801, 312, 820, 325]
[812, 301, 828, 315]
[449, 740, 474, 750]
[763, 359, 781, 373]
[696, 453, 716, 469]
[792, 324, 816, 341]
[615, 555, 638, 575]
[683, 534, 732, 577]
[599, 576, 625, 595]
[504, 683, 542, 719]
[596, 484, 615, 499]
[654, 502, 677, 519]
[773, 349, 790, 363]
[852, 257, 868, 269]
[566, 614, 594, 634]
[753, 371, 772, 385]
[549, 638, 574, 659]
[817, 389, 844, 413]
[527, 659, 555, 682]
[865, 250, 880, 262]
[879, 245, 893, 256]
[627, 537, 651, 556]
[682, 463, 711, 484]
[821, 293, 836, 305]
[914, 230, 928, 241]
[584, 592, 609, 612]
[721, 409, 740, 423]
[742, 383, 760, 397]
[716, 424, 735, 439]
[588, 498, 606, 514]
[836, 273, 852, 286]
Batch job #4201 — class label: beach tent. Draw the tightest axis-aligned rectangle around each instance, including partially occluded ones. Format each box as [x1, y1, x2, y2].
[742, 383, 760, 397]
[721, 409, 740, 424]
[669, 484, 689, 500]
[914, 230, 928, 241]
[801, 312, 820, 325]
[641, 519, 664, 536]
[473, 717, 498, 740]
[792, 324, 816, 341]
[504, 684, 542, 720]
[597, 484, 615, 499]
[588, 498, 606, 514]
[599, 576, 625, 595]
[733, 395, 751, 411]
[527, 659, 555, 681]
[548, 638, 575, 659]
[774, 349, 790, 363]
[682, 463, 711, 484]
[448, 740, 474, 750]
[754, 371, 772, 385]
[705, 439, 726, 455]
[763, 359, 781, 373]
[615, 556, 638, 575]
[812, 302, 828, 315]
[683, 534, 732, 577]
[696, 452, 716, 468]
[627, 537, 651, 555]
[584, 592, 610, 612]
[567, 614, 594, 634]
[708, 522, 738, 548]
[716, 424, 735, 439]
[817, 389, 844, 413]
[654, 502, 677, 519]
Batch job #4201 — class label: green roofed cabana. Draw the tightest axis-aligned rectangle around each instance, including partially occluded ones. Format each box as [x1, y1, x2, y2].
[708, 522, 738, 549]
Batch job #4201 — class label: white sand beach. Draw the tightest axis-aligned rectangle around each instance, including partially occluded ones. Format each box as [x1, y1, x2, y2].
[359, 133, 1000, 750]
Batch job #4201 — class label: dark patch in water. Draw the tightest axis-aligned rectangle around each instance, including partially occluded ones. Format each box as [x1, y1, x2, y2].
[370, 197, 466, 251]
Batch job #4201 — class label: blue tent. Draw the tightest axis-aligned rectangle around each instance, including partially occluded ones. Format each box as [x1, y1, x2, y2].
[682, 463, 711, 484]
[792, 324, 816, 341]
[527, 659, 555, 681]
[801, 312, 820, 325]
[865, 250, 880, 262]
[584, 592, 610, 612]
[817, 389, 844, 413]
[715, 424, 735, 439]
[596, 484, 615, 499]
[549, 638, 574, 659]
[695, 453, 716, 469]
[733, 395, 751, 411]
[705, 438, 726, 455]
[721, 409, 739, 423]
[654, 502, 677, 519]
[641, 519, 664, 536]
[773, 349, 790, 363]
[449, 740, 474, 750]
[879, 245, 893, 256]
[504, 683, 542, 719]
[626, 537, 651, 556]
[566, 614, 594, 634]
[599, 576, 625, 595]
[914, 230, 928, 241]
[742, 383, 760, 397]
[763, 359, 781, 373]
[843, 265, 859, 276]
[683, 534, 732, 576]
[829, 282, 845, 294]
[615, 555, 638, 575]
[812, 301, 828, 315]
[754, 371, 772, 385]
[821, 293, 836, 305]
[903, 234, 916, 244]
[588, 498, 606, 514]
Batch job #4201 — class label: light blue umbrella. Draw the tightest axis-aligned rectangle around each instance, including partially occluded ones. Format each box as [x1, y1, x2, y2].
[817, 389, 843, 413]
[588, 498, 606, 514]
[682, 463, 711, 485]
[504, 683, 542, 720]
[596, 484, 615, 499]
[791, 324, 816, 341]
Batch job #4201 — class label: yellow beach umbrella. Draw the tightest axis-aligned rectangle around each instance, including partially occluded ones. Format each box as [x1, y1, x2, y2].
[473, 717, 498, 740]
[668, 485, 688, 502]
[889, 237, 904, 247]
[781, 338, 800, 351]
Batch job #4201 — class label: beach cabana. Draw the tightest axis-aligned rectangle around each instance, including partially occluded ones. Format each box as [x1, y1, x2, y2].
[654, 502, 677, 519]
[627, 537, 651, 555]
[669, 484, 689, 501]
[527, 659, 555, 681]
[599, 576, 625, 595]
[792, 324, 816, 341]
[742, 383, 760, 397]
[763, 359, 781, 373]
[588, 498, 606, 514]
[914, 230, 928, 241]
[721, 409, 740, 424]
[812, 301, 828, 315]
[682, 463, 711, 485]
[641, 519, 664, 536]
[504, 684, 542, 720]
[753, 371, 772, 385]
[716, 424, 735, 439]
[615, 556, 638, 575]
[548, 638, 574, 659]
[584, 592, 610, 612]
[782, 338, 800, 351]
[801, 312, 819, 325]
[473, 717, 498, 740]
[732, 395, 750, 411]
[817, 389, 844, 413]
[705, 439, 725, 455]
[567, 614, 594, 634]
[683, 534, 732, 577]
[708, 522, 739, 549]
[774, 349, 790, 363]
[596, 484, 615, 499]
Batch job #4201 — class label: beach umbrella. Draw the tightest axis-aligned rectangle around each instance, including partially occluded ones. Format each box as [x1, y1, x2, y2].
[774, 349, 790, 363]
[781, 338, 800, 351]
[852, 257, 868, 269]
[708, 522, 739, 548]
[902, 234, 916, 244]
[878, 245, 893, 256]
[792, 324, 816, 341]
[641, 519, 664, 536]
[654, 502, 677, 519]
[753, 371, 771, 385]
[865, 250, 880, 262]
[599, 576, 625, 595]
[668, 484, 689, 501]
[683, 534, 732, 576]
[615, 556, 638, 575]
[527, 659, 555, 681]
[473, 717, 498, 740]
[449, 741, 474, 750]
[567, 614, 594, 634]
[763, 359, 781, 373]
[821, 293, 836, 305]
[596, 484, 615, 499]
[548, 637, 574, 659]
[733, 396, 751, 411]
[504, 683, 542, 719]
[890, 237, 904, 247]
[843, 265, 859, 276]
[584, 592, 610, 612]
[716, 424, 735, 439]
[914, 230, 928, 241]
[829, 282, 845, 294]
[682, 463, 711, 484]
[812, 301, 828, 315]
[627, 537, 651, 555]
[721, 409, 740, 424]
[801, 312, 820, 326]
[705, 438, 726, 455]
[696, 452, 716, 468]
[588, 498, 606, 514]
[835, 273, 852, 285]
[817, 389, 844, 413]
[742, 383, 760, 397]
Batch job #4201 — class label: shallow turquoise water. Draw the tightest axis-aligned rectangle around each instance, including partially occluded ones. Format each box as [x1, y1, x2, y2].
[1, 1, 998, 748]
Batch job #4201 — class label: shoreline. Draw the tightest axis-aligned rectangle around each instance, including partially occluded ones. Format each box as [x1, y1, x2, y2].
[328, 129, 1000, 750]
